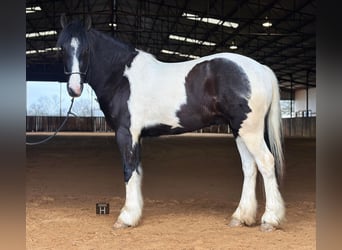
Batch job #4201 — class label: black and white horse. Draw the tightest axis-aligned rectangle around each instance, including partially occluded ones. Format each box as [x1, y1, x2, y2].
[57, 16, 285, 232]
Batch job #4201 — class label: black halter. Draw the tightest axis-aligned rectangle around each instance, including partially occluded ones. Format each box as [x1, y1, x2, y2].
[64, 70, 87, 75]
[64, 59, 89, 76]
[63, 48, 90, 76]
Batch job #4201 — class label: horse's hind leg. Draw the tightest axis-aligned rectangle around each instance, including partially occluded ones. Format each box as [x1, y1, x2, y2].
[239, 131, 285, 231]
[229, 136, 258, 227]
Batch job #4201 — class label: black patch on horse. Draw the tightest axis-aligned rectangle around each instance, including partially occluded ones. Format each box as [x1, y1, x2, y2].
[177, 58, 251, 137]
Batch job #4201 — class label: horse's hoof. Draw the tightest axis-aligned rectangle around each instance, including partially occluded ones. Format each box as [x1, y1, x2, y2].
[228, 218, 244, 227]
[113, 220, 130, 229]
[260, 223, 276, 232]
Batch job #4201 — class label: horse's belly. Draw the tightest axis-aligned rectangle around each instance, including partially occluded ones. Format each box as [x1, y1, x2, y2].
[141, 124, 187, 137]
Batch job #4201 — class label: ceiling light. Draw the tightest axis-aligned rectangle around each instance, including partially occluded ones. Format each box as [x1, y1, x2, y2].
[262, 16, 272, 28]
[26, 50, 37, 55]
[26, 30, 57, 38]
[229, 41, 238, 50]
[161, 49, 199, 59]
[169, 34, 216, 46]
[182, 12, 239, 29]
[26, 47, 61, 55]
[26, 6, 41, 14]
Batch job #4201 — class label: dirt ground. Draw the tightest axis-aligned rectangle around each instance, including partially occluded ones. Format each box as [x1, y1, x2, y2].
[26, 133, 315, 250]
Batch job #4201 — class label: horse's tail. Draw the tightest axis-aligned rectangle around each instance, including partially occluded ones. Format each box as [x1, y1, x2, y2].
[264, 66, 285, 185]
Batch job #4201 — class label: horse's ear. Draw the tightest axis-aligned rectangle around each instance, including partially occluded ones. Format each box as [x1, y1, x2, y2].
[60, 14, 67, 28]
[85, 15, 92, 31]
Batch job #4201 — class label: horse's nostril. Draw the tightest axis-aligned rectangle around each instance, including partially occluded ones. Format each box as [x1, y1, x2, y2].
[67, 86, 82, 97]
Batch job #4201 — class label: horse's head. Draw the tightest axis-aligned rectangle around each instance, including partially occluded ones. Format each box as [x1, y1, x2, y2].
[57, 14, 92, 97]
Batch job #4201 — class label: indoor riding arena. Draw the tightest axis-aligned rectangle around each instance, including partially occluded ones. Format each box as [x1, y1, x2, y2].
[26, 1, 316, 249]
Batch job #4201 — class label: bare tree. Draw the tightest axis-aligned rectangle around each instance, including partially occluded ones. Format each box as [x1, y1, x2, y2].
[28, 95, 60, 116]
[70, 98, 92, 116]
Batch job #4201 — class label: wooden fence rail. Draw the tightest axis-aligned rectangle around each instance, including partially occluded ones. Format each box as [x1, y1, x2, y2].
[26, 116, 315, 137]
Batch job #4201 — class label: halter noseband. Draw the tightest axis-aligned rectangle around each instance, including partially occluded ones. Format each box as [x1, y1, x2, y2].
[64, 51, 90, 77]
[64, 60, 89, 76]
[64, 70, 87, 76]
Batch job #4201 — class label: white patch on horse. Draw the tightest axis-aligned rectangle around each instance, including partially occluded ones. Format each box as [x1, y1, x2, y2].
[68, 37, 82, 96]
[116, 166, 143, 227]
[125, 51, 191, 146]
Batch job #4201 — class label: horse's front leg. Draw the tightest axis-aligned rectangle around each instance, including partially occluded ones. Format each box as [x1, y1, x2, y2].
[114, 128, 143, 229]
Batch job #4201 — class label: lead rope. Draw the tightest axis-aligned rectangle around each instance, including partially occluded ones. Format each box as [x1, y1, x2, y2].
[26, 98, 77, 146]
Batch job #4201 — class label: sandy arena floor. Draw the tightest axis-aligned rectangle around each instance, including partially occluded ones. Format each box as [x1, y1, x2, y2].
[26, 133, 315, 249]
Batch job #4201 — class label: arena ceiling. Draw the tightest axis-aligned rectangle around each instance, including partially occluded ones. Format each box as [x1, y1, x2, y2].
[26, 0, 316, 93]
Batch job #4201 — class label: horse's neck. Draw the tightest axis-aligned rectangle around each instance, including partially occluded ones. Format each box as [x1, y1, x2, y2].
[87, 30, 136, 95]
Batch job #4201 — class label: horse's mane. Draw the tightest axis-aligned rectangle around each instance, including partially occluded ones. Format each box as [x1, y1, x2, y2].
[57, 20, 136, 54]
[56, 19, 138, 76]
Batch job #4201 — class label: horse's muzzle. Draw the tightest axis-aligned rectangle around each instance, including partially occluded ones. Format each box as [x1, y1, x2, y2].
[67, 74, 84, 97]
[67, 84, 83, 97]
